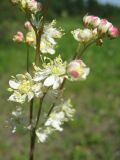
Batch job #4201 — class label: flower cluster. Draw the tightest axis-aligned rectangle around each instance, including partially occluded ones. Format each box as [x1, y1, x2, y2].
[72, 15, 119, 45]
[36, 100, 75, 143]
[83, 15, 119, 38]
[8, 56, 90, 104]
[13, 20, 63, 55]
[8, 4, 119, 146]
[11, 0, 42, 14]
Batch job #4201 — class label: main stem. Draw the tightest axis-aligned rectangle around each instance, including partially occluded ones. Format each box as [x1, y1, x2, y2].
[26, 42, 35, 160]
[29, 33, 40, 160]
[29, 96, 45, 160]
[29, 26, 44, 160]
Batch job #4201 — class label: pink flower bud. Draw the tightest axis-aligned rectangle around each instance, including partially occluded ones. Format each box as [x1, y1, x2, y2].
[67, 60, 90, 81]
[90, 16, 101, 27]
[28, 0, 42, 13]
[72, 29, 93, 43]
[13, 31, 24, 42]
[70, 71, 80, 78]
[24, 21, 32, 30]
[83, 15, 93, 26]
[98, 19, 113, 33]
[83, 15, 100, 28]
[108, 27, 119, 38]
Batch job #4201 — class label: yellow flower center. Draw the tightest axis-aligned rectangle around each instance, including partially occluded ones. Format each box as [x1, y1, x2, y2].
[18, 80, 31, 94]
[52, 66, 65, 76]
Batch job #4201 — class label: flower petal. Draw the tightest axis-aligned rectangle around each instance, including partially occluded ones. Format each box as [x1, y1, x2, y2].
[27, 92, 34, 102]
[9, 80, 20, 89]
[44, 76, 55, 87]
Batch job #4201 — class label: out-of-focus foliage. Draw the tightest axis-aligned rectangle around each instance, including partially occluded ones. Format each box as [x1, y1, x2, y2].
[39, 0, 120, 18]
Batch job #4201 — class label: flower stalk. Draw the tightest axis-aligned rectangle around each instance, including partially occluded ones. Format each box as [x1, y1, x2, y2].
[27, 44, 30, 73]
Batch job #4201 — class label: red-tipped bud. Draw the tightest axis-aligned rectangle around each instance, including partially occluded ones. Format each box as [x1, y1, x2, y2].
[98, 19, 113, 33]
[83, 15, 100, 28]
[108, 27, 119, 38]
[13, 31, 24, 42]
[67, 60, 90, 81]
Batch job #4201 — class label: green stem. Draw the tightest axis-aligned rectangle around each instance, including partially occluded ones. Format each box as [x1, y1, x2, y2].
[26, 44, 34, 160]
[47, 104, 55, 118]
[29, 99, 34, 125]
[29, 12, 46, 160]
[29, 94, 46, 160]
[45, 40, 97, 122]
[29, 130, 35, 160]
[46, 78, 66, 122]
[35, 94, 46, 129]
[27, 44, 30, 73]
[35, 31, 41, 66]
[73, 43, 81, 59]
[78, 40, 96, 58]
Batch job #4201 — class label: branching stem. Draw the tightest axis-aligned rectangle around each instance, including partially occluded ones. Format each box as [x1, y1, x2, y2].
[45, 39, 97, 123]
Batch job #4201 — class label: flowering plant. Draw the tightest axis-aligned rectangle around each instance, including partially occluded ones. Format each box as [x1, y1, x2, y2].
[8, 1, 119, 160]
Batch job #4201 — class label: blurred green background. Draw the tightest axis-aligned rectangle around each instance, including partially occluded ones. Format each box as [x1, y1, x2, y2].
[0, 0, 120, 159]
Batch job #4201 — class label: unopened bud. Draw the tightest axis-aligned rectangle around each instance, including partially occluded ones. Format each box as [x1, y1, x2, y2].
[24, 21, 32, 30]
[13, 31, 24, 42]
[83, 15, 100, 28]
[27, 0, 42, 13]
[67, 60, 90, 81]
[72, 29, 93, 43]
[98, 19, 112, 34]
[26, 32, 35, 44]
[108, 27, 119, 38]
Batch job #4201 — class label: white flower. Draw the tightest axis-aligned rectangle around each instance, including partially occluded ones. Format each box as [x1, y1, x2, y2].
[36, 127, 53, 143]
[71, 28, 93, 43]
[33, 56, 67, 89]
[60, 100, 75, 119]
[40, 38, 56, 55]
[12, 126, 17, 133]
[43, 20, 63, 39]
[45, 112, 65, 131]
[45, 100, 75, 131]
[25, 20, 63, 54]
[44, 75, 64, 90]
[12, 107, 22, 117]
[36, 100, 75, 143]
[8, 73, 43, 103]
[36, 129, 48, 143]
[67, 60, 90, 81]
